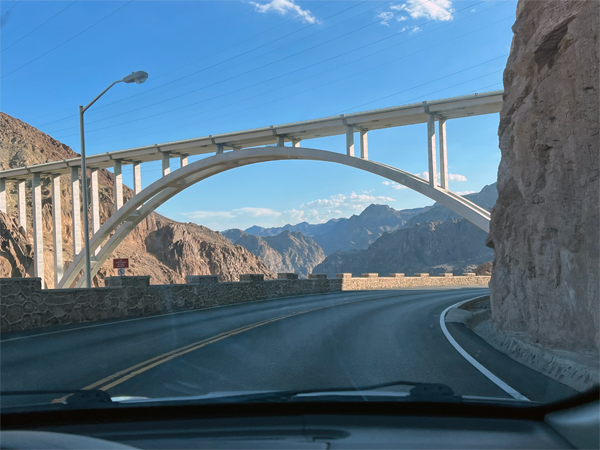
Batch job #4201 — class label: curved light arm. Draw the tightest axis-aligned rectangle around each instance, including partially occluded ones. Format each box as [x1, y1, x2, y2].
[81, 79, 123, 114]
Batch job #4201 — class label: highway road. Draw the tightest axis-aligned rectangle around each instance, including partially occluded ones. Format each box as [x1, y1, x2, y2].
[1, 288, 576, 406]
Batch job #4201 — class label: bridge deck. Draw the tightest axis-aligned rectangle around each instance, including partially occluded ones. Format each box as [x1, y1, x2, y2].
[0, 91, 502, 181]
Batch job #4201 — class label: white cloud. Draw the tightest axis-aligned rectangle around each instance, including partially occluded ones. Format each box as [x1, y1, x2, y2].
[456, 190, 476, 195]
[302, 191, 396, 209]
[382, 180, 407, 190]
[231, 207, 281, 217]
[249, 0, 316, 23]
[377, 11, 394, 26]
[183, 207, 280, 221]
[397, 15, 408, 21]
[414, 171, 467, 182]
[400, 25, 421, 34]
[403, 0, 454, 21]
[182, 210, 235, 220]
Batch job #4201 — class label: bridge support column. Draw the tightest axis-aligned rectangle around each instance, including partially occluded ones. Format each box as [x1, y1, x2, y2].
[292, 139, 301, 148]
[114, 160, 123, 210]
[216, 144, 224, 155]
[360, 130, 368, 160]
[346, 126, 354, 157]
[277, 136, 285, 146]
[32, 173, 44, 288]
[439, 119, 448, 190]
[427, 114, 437, 188]
[180, 155, 188, 168]
[17, 180, 27, 230]
[90, 168, 100, 240]
[0, 178, 6, 213]
[51, 175, 63, 286]
[132, 162, 142, 195]
[162, 152, 171, 176]
[71, 167, 82, 257]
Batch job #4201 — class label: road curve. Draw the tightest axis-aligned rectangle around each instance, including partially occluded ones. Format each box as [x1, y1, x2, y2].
[0, 288, 573, 404]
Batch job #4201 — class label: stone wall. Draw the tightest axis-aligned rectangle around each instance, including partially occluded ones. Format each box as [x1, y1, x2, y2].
[0, 273, 489, 334]
[488, 0, 599, 352]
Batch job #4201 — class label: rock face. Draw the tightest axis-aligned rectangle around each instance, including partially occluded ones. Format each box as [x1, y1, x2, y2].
[488, 1, 599, 351]
[0, 113, 274, 287]
[314, 219, 493, 278]
[224, 229, 326, 278]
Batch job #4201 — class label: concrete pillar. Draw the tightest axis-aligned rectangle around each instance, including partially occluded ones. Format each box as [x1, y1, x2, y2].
[216, 144, 224, 155]
[133, 162, 142, 195]
[292, 139, 301, 148]
[439, 119, 448, 190]
[0, 178, 6, 213]
[276, 136, 285, 146]
[71, 167, 82, 256]
[51, 175, 63, 286]
[31, 173, 44, 288]
[161, 152, 170, 177]
[346, 126, 354, 157]
[90, 168, 100, 234]
[17, 180, 26, 231]
[360, 130, 368, 160]
[427, 114, 437, 188]
[113, 160, 123, 211]
[180, 155, 188, 168]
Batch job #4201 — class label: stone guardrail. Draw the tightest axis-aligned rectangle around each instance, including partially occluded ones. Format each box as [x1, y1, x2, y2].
[0, 272, 489, 334]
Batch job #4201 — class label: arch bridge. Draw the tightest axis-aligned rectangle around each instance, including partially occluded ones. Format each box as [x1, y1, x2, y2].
[0, 91, 502, 288]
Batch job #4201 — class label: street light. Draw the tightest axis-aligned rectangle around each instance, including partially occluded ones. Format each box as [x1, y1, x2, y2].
[79, 71, 148, 288]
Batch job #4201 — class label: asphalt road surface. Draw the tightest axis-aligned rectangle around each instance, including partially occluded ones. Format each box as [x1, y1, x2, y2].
[1, 288, 576, 406]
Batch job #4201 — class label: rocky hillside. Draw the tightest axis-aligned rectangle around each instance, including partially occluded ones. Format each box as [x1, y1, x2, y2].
[223, 229, 326, 278]
[488, 0, 599, 352]
[243, 204, 429, 255]
[313, 219, 493, 278]
[0, 113, 273, 287]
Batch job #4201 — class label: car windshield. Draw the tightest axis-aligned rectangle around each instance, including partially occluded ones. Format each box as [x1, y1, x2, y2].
[0, 0, 597, 412]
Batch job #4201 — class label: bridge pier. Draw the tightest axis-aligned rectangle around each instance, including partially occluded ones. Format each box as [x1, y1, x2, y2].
[277, 136, 285, 146]
[114, 160, 123, 210]
[51, 174, 63, 286]
[427, 114, 438, 188]
[90, 168, 100, 257]
[346, 126, 354, 157]
[0, 178, 6, 213]
[133, 162, 142, 194]
[17, 180, 26, 231]
[360, 130, 368, 160]
[71, 167, 82, 257]
[293, 139, 301, 148]
[180, 155, 188, 168]
[162, 152, 171, 176]
[439, 118, 448, 190]
[31, 173, 44, 288]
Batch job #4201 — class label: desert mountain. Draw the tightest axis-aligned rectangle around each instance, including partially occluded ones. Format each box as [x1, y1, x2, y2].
[0, 112, 273, 287]
[313, 184, 496, 277]
[223, 229, 326, 278]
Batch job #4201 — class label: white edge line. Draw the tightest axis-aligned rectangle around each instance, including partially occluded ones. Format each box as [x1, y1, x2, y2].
[439, 297, 531, 402]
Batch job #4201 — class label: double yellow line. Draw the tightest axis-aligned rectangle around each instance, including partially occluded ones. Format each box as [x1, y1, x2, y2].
[56, 300, 360, 402]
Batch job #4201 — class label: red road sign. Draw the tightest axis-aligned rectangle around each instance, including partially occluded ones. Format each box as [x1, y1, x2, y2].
[113, 258, 129, 269]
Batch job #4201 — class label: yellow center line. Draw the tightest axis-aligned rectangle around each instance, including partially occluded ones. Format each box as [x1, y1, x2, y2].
[55, 295, 393, 402]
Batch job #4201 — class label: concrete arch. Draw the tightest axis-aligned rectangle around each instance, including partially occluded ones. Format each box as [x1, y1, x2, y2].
[57, 147, 490, 288]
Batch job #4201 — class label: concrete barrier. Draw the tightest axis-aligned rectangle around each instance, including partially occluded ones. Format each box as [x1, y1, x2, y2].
[0, 273, 490, 334]
[277, 273, 299, 280]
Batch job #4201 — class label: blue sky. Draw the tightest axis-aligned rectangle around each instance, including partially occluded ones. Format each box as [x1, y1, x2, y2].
[1, 0, 516, 231]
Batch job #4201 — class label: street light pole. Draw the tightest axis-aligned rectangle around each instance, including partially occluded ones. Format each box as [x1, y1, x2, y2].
[79, 71, 148, 288]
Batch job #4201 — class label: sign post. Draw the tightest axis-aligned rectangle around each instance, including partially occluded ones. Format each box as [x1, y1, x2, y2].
[113, 258, 129, 276]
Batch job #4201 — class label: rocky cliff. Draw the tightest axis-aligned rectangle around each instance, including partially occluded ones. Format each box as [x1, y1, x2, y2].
[224, 229, 326, 278]
[0, 113, 274, 287]
[488, 0, 599, 352]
